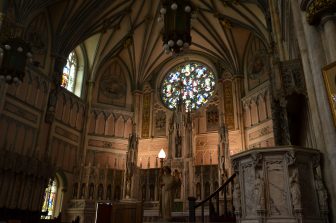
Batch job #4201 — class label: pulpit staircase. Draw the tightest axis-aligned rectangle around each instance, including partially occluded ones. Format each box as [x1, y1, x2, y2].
[143, 173, 236, 223]
[188, 173, 237, 223]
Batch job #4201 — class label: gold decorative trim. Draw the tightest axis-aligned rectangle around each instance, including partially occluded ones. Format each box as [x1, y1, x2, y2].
[306, 0, 336, 25]
[322, 61, 336, 126]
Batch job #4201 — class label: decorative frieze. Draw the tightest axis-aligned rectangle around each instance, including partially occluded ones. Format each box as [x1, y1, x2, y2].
[88, 138, 128, 151]
[3, 100, 39, 127]
[55, 126, 79, 143]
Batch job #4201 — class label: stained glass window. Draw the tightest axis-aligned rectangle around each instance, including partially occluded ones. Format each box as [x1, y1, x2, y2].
[41, 179, 57, 219]
[61, 51, 78, 92]
[161, 62, 216, 111]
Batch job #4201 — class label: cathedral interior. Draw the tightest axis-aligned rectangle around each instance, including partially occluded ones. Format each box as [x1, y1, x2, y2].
[0, 0, 336, 223]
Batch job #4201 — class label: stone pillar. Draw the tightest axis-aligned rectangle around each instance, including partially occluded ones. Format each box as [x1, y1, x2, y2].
[291, 1, 336, 218]
[234, 76, 246, 149]
[231, 146, 328, 223]
[321, 16, 336, 63]
[133, 90, 142, 134]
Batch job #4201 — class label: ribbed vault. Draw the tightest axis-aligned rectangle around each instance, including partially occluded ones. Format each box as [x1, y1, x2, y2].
[13, 0, 270, 90]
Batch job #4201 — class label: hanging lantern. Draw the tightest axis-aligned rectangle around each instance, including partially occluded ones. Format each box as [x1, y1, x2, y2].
[160, 0, 193, 54]
[0, 37, 32, 84]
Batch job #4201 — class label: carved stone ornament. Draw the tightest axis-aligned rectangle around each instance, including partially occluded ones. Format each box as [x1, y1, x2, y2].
[232, 160, 239, 173]
[289, 170, 302, 210]
[312, 153, 321, 168]
[233, 181, 241, 213]
[314, 173, 329, 211]
[306, 0, 336, 25]
[285, 151, 296, 166]
[254, 172, 265, 210]
[251, 152, 263, 168]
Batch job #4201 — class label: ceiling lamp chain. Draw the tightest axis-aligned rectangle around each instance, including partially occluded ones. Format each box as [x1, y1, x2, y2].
[159, 0, 193, 54]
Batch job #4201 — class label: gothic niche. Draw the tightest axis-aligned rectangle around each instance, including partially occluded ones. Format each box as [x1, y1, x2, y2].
[206, 105, 219, 131]
[25, 12, 49, 67]
[98, 61, 127, 106]
[154, 110, 166, 137]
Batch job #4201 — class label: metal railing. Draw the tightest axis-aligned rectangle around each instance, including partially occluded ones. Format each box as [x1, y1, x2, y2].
[188, 173, 236, 222]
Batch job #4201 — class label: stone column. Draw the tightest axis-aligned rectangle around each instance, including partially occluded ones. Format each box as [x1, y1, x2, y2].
[291, 1, 336, 217]
[321, 16, 336, 63]
[234, 76, 246, 150]
[133, 90, 142, 133]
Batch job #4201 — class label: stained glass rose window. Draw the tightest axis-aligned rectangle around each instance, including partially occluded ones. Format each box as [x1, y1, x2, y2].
[161, 62, 216, 111]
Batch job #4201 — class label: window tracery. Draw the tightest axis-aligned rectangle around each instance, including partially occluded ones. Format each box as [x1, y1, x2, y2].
[161, 62, 216, 111]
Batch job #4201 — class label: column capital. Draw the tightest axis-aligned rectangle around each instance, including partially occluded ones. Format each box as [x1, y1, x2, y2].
[305, 0, 336, 25]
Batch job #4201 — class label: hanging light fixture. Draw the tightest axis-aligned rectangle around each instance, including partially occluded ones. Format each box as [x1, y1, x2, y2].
[160, 0, 193, 54]
[0, 16, 32, 84]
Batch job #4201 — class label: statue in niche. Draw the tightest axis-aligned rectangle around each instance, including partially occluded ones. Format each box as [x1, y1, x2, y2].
[175, 134, 182, 158]
[173, 169, 182, 199]
[125, 122, 137, 196]
[169, 115, 174, 134]
[160, 166, 181, 220]
[290, 170, 301, 209]
[219, 155, 225, 177]
[254, 172, 265, 210]
[129, 122, 138, 152]
[125, 177, 131, 198]
[233, 182, 241, 213]
[315, 174, 328, 210]
[219, 124, 228, 144]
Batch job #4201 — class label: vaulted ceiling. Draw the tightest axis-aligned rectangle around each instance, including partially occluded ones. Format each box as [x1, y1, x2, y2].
[13, 0, 270, 89]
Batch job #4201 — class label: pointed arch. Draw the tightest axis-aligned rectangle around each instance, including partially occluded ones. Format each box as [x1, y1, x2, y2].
[105, 114, 115, 136]
[115, 116, 125, 137]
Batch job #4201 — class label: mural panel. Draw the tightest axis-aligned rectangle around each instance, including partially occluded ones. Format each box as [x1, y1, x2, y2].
[98, 62, 127, 107]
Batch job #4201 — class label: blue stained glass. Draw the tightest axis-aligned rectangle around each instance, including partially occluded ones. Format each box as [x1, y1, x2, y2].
[161, 62, 216, 111]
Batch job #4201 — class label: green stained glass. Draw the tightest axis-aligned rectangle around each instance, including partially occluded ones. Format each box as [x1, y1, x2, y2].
[161, 62, 216, 111]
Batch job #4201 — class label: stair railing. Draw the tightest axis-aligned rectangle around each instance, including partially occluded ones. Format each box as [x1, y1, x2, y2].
[188, 173, 236, 223]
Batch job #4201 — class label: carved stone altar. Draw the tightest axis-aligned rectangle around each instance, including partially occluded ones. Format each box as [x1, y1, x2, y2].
[231, 146, 329, 223]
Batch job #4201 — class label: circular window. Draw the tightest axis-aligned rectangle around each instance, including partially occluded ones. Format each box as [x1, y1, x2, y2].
[161, 62, 216, 111]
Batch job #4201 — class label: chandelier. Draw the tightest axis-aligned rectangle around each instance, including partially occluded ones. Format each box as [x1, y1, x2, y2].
[159, 0, 193, 54]
[0, 16, 32, 85]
